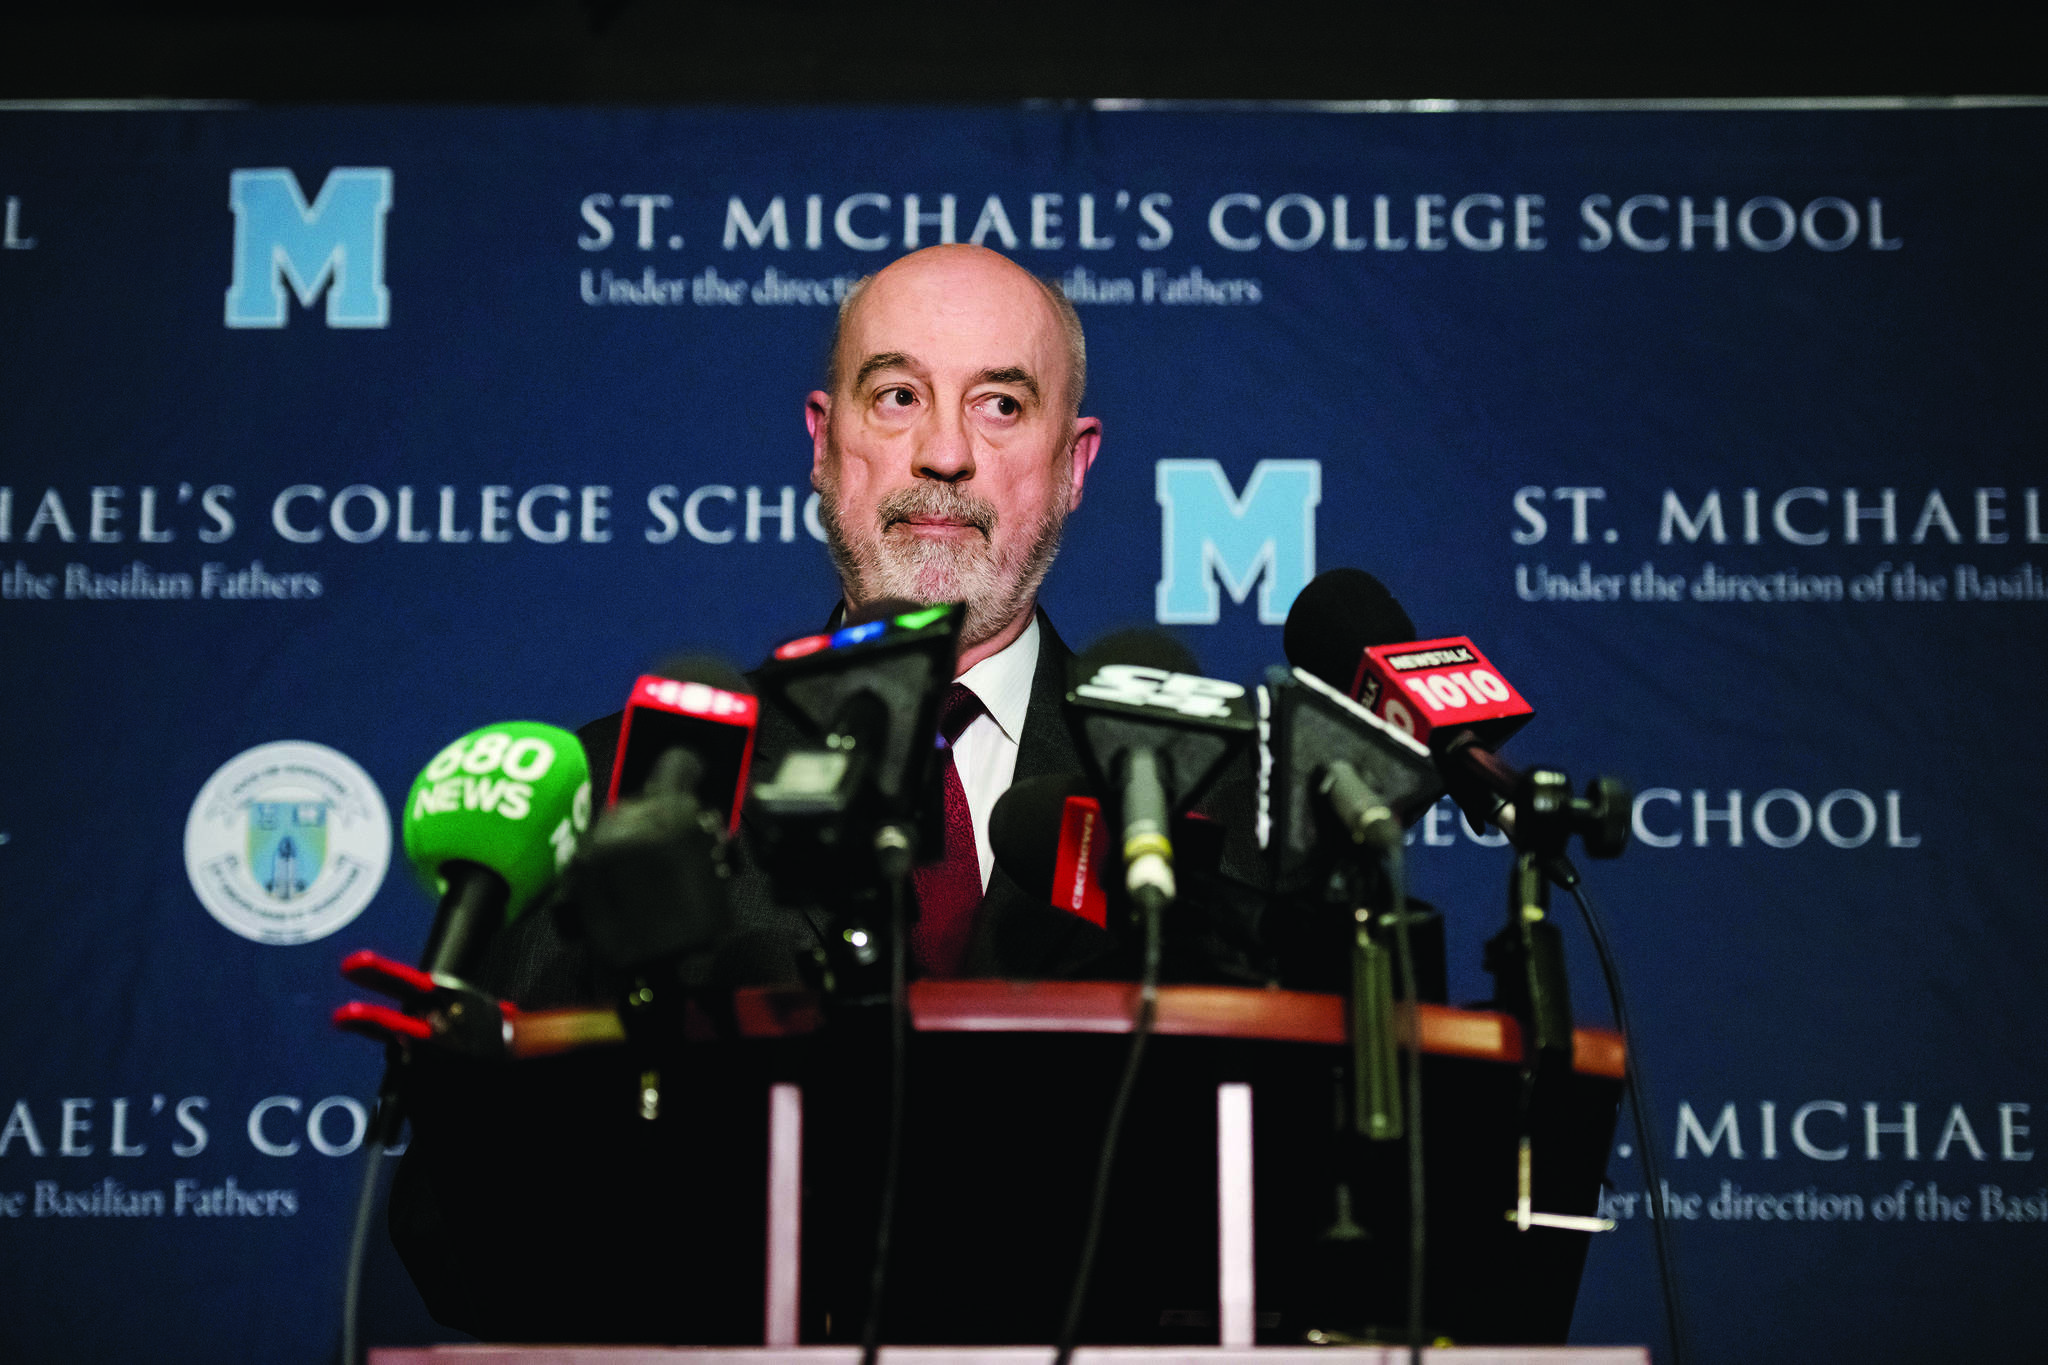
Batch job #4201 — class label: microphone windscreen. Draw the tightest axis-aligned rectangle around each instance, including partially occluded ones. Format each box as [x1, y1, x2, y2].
[403, 722, 592, 921]
[989, 772, 1093, 903]
[1076, 627, 1202, 679]
[1283, 568, 1416, 690]
[653, 652, 755, 696]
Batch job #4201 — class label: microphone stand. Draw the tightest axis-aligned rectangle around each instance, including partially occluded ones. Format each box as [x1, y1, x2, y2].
[1380, 839, 1427, 1365]
[336, 864, 509, 1365]
[1439, 752, 1685, 1357]
[859, 821, 916, 1365]
[1343, 864, 1403, 1145]
[1478, 768, 1622, 1241]
[1053, 877, 1165, 1365]
[1309, 760, 1427, 1363]
[340, 1045, 406, 1365]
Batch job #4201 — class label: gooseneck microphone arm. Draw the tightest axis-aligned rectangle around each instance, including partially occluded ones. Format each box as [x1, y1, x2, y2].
[1117, 746, 1176, 912]
[1319, 758, 1401, 851]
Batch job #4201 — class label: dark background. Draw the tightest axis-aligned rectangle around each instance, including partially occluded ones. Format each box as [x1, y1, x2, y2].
[4, 1, 2043, 104]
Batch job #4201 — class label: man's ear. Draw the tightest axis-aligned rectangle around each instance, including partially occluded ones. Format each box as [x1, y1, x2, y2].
[1065, 416, 1103, 512]
[806, 390, 832, 485]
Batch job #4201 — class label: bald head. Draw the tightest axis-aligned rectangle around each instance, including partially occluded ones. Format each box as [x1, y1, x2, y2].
[827, 245, 1087, 419]
[804, 243, 1104, 666]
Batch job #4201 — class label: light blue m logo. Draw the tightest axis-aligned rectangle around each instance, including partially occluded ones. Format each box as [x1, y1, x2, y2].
[1155, 459, 1321, 625]
[224, 168, 392, 329]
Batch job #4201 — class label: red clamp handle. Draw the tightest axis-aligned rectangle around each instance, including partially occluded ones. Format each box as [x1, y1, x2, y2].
[333, 999, 433, 1044]
[341, 948, 437, 1003]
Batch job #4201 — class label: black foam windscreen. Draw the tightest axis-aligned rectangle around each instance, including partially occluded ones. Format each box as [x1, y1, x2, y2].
[1282, 568, 1416, 691]
[653, 652, 755, 695]
[988, 772, 1092, 904]
[1075, 627, 1201, 679]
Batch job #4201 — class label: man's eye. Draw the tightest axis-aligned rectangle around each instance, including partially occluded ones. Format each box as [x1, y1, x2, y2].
[991, 395, 1020, 417]
[887, 387, 916, 407]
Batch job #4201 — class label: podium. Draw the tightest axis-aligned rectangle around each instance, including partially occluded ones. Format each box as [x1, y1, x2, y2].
[389, 983, 1627, 1353]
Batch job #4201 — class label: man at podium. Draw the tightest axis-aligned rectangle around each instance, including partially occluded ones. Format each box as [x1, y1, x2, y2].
[392, 246, 1137, 1341]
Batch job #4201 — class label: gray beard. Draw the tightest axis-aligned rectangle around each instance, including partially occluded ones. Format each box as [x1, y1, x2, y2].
[817, 464, 1068, 649]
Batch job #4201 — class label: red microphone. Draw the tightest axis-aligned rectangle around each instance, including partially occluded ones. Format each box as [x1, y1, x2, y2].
[1048, 794, 1111, 928]
[1286, 569, 1631, 876]
[990, 775, 1111, 928]
[989, 776, 1239, 932]
[609, 667, 759, 834]
[1282, 570, 1535, 833]
[1353, 635, 1534, 752]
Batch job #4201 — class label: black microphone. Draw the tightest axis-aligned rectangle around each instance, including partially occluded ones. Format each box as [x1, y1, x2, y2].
[1283, 566, 1416, 696]
[759, 597, 954, 1363]
[578, 656, 757, 977]
[569, 658, 762, 1101]
[1267, 570, 1436, 876]
[1284, 567, 1527, 829]
[1261, 662, 1443, 888]
[749, 601, 963, 926]
[1055, 632, 1255, 1365]
[753, 600, 958, 829]
[1065, 630, 1255, 917]
[989, 773, 1100, 914]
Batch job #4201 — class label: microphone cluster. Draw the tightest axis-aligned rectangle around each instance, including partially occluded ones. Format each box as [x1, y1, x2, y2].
[321, 571, 1651, 1365]
[329, 571, 1635, 1083]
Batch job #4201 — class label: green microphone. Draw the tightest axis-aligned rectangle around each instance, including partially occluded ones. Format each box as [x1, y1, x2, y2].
[402, 721, 592, 983]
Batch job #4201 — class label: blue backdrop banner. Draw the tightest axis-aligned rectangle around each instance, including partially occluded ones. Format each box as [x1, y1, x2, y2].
[1, 102, 2043, 1363]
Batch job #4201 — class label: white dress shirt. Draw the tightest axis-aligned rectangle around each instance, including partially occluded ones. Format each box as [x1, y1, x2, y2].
[951, 614, 1041, 891]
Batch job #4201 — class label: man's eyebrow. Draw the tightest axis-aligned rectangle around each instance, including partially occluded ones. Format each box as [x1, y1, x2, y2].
[852, 352, 919, 389]
[975, 366, 1041, 401]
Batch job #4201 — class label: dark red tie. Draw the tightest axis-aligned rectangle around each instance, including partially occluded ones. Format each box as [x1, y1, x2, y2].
[911, 682, 986, 978]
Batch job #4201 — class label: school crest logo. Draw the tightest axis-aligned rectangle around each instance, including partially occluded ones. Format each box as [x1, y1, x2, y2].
[185, 741, 391, 944]
[248, 800, 327, 899]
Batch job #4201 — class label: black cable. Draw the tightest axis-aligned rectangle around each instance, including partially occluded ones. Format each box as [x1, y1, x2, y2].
[1053, 894, 1163, 1365]
[859, 868, 911, 1365]
[1568, 881, 1688, 1365]
[1381, 841, 1425, 1365]
[339, 1135, 384, 1365]
[340, 1068, 403, 1365]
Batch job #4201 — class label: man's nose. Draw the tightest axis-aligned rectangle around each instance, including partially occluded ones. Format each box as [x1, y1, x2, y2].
[914, 402, 975, 483]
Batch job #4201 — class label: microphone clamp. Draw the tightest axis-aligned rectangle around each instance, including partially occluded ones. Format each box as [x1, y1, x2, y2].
[331, 948, 517, 1061]
[1444, 737, 1633, 887]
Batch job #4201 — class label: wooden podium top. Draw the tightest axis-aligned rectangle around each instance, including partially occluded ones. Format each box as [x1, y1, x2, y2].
[508, 981, 1624, 1080]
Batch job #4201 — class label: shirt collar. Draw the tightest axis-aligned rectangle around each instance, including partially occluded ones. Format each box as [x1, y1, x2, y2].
[956, 614, 1039, 746]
